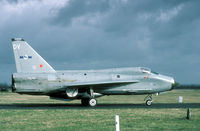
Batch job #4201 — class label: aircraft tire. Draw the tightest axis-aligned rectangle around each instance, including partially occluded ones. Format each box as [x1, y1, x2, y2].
[146, 100, 152, 106]
[88, 98, 97, 107]
[81, 98, 89, 106]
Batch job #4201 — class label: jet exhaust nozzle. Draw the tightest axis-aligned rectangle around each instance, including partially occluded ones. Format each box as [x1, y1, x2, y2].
[11, 74, 16, 92]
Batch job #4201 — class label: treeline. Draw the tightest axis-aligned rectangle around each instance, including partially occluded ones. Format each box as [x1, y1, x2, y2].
[0, 83, 11, 92]
[174, 85, 200, 90]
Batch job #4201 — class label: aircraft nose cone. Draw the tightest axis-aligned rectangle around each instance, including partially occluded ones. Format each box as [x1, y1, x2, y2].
[157, 74, 175, 84]
[170, 78, 175, 84]
[156, 74, 175, 90]
[170, 80, 178, 91]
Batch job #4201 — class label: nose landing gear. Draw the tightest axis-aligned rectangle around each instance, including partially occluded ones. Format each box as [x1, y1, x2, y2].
[144, 94, 153, 106]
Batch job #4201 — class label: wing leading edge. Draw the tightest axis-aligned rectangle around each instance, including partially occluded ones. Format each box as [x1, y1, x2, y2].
[66, 80, 139, 88]
[47, 80, 139, 94]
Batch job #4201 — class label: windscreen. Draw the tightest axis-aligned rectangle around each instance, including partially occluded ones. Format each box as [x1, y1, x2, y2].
[151, 71, 159, 75]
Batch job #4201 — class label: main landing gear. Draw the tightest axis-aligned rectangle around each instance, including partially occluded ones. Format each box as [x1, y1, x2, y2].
[81, 98, 97, 107]
[144, 94, 153, 106]
[81, 88, 97, 107]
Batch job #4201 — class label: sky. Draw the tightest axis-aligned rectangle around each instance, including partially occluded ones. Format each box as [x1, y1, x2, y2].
[0, 0, 200, 84]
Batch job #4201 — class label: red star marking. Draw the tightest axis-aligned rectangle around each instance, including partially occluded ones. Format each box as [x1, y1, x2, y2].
[40, 64, 43, 68]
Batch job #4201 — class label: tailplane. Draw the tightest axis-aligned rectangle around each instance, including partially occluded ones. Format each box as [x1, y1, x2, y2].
[12, 38, 55, 73]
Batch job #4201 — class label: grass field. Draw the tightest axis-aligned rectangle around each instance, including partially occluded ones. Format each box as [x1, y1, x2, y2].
[0, 90, 200, 131]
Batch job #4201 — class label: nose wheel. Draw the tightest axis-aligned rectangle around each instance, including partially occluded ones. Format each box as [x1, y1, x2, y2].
[144, 94, 153, 106]
[146, 100, 152, 106]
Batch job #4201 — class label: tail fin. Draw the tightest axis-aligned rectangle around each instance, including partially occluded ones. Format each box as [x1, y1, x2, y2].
[12, 38, 55, 73]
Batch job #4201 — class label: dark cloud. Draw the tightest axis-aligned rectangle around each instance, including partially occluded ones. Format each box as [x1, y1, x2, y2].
[0, 0, 200, 84]
[52, 0, 110, 25]
[5, 0, 19, 3]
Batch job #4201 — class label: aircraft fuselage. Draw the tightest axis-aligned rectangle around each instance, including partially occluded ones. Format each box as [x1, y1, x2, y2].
[12, 67, 174, 98]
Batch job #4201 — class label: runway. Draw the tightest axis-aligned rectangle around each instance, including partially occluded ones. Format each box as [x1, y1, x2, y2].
[0, 103, 199, 110]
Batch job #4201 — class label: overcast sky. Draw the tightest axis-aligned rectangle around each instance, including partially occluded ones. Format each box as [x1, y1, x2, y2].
[0, 0, 200, 84]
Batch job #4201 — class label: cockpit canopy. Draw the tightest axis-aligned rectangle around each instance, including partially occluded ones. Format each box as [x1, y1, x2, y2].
[140, 67, 151, 74]
[140, 67, 159, 75]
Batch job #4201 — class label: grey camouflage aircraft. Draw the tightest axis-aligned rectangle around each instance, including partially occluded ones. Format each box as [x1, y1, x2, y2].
[11, 38, 175, 106]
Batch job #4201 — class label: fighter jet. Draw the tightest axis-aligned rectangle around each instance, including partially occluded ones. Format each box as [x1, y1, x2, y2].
[11, 38, 175, 106]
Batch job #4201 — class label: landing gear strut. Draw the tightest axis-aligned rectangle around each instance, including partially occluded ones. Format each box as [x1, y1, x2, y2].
[144, 94, 153, 106]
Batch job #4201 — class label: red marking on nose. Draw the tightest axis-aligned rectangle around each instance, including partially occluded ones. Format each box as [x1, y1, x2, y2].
[40, 64, 43, 68]
[144, 76, 148, 79]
